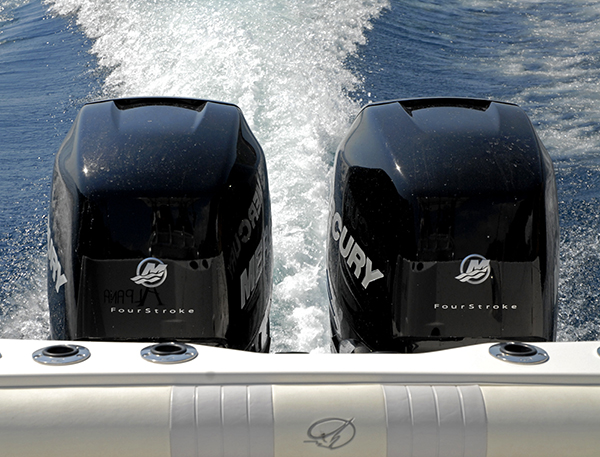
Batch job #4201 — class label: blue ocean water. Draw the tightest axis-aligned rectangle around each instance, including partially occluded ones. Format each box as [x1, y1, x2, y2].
[0, 0, 102, 338]
[1, 0, 600, 351]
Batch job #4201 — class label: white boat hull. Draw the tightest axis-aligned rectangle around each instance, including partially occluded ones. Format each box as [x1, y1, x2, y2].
[1, 339, 600, 457]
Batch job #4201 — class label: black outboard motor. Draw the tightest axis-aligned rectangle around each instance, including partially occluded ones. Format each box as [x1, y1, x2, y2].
[48, 97, 272, 352]
[328, 98, 559, 353]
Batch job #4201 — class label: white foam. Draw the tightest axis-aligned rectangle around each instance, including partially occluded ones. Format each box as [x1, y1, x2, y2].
[492, 3, 600, 341]
[0, 255, 50, 340]
[471, 1, 600, 158]
[0, 0, 29, 21]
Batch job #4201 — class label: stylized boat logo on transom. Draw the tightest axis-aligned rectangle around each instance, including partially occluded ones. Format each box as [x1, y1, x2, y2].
[304, 417, 356, 450]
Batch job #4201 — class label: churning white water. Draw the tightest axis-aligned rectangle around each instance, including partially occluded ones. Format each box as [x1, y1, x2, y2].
[3, 0, 600, 349]
[39, 0, 389, 351]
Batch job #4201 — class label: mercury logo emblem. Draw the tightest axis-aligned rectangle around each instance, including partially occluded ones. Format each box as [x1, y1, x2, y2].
[131, 257, 168, 288]
[455, 254, 490, 285]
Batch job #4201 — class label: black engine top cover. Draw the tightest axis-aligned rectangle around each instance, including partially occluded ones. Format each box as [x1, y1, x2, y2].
[328, 98, 559, 353]
[48, 98, 272, 351]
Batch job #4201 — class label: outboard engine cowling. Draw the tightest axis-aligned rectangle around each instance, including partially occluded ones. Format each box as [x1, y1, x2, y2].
[328, 98, 559, 353]
[48, 98, 272, 351]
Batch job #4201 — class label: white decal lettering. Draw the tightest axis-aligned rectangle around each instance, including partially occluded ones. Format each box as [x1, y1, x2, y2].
[433, 303, 519, 311]
[339, 227, 354, 257]
[229, 183, 264, 274]
[361, 258, 384, 289]
[331, 211, 383, 289]
[47, 231, 68, 293]
[238, 219, 252, 243]
[240, 231, 266, 309]
[347, 243, 366, 279]
[110, 307, 195, 314]
[332, 212, 342, 241]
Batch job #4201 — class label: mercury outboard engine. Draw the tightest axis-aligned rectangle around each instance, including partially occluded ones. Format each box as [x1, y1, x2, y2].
[328, 98, 559, 353]
[48, 98, 272, 352]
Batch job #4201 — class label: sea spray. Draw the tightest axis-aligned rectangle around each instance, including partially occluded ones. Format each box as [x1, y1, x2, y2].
[44, 0, 390, 351]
